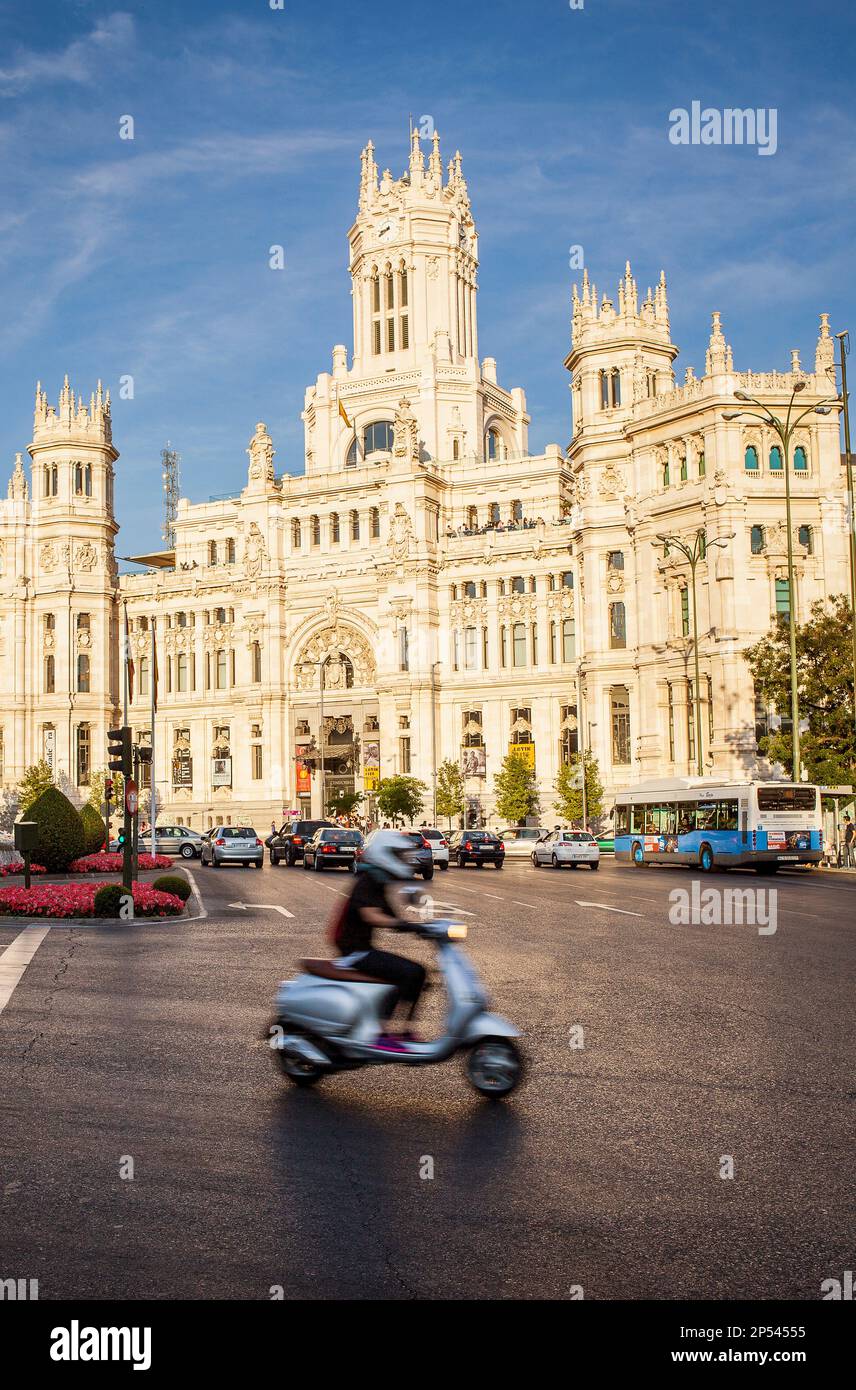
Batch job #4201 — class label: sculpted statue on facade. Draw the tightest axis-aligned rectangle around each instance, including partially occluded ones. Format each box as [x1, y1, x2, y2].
[243, 522, 268, 578]
[389, 501, 413, 560]
[246, 422, 275, 482]
[392, 397, 419, 467]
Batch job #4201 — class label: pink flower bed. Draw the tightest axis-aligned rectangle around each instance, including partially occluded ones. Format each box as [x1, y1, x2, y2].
[0, 882, 184, 919]
[68, 852, 172, 874]
[0, 862, 47, 877]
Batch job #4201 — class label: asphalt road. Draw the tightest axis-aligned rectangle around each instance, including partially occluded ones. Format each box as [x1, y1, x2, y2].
[0, 853, 853, 1300]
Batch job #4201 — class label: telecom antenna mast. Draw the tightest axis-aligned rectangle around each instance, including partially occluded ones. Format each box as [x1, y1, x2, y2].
[161, 443, 181, 548]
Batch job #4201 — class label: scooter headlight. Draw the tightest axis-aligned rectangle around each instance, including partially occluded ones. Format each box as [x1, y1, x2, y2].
[447, 924, 468, 940]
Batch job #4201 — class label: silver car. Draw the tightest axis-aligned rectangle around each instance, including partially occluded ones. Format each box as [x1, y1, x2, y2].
[201, 826, 264, 868]
[532, 830, 600, 870]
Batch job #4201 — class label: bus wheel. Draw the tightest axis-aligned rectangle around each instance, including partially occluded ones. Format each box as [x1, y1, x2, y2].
[632, 842, 645, 867]
[699, 844, 715, 873]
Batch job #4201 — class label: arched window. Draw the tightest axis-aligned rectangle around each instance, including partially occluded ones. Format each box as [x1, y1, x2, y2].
[744, 445, 759, 471]
[384, 269, 395, 351]
[610, 368, 621, 407]
[347, 420, 394, 465]
[600, 370, 610, 410]
[751, 525, 766, 554]
[486, 427, 502, 460]
[662, 460, 670, 488]
[84, 464, 92, 497]
[350, 509, 360, 541]
[370, 269, 381, 354]
[76, 653, 90, 693]
[679, 455, 688, 483]
[310, 515, 321, 546]
[74, 463, 83, 495]
[331, 513, 340, 544]
[769, 446, 782, 472]
[370, 507, 380, 539]
[794, 445, 808, 472]
[798, 524, 813, 554]
[698, 450, 706, 477]
[291, 518, 301, 547]
[398, 265, 409, 349]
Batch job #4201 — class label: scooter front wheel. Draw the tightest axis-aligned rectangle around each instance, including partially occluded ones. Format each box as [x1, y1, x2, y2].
[275, 1041, 327, 1087]
[465, 1038, 523, 1099]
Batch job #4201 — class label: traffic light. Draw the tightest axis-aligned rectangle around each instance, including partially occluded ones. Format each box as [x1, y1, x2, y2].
[104, 778, 114, 799]
[107, 726, 132, 778]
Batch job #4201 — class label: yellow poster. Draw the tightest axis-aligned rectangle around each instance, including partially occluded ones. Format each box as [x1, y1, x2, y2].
[508, 743, 535, 768]
[364, 767, 380, 791]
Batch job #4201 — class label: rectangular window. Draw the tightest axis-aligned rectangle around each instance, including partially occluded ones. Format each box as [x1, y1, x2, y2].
[609, 602, 626, 650]
[681, 588, 690, 637]
[611, 686, 631, 765]
[512, 623, 527, 667]
[550, 621, 557, 664]
[500, 626, 507, 668]
[216, 650, 227, 690]
[76, 725, 91, 786]
[562, 617, 575, 663]
[707, 676, 714, 744]
[177, 653, 188, 692]
[667, 683, 675, 760]
[482, 627, 489, 668]
[251, 642, 262, 683]
[251, 744, 263, 781]
[463, 626, 477, 671]
[531, 623, 538, 666]
[387, 318, 395, 352]
[462, 710, 484, 748]
[775, 577, 791, 619]
[372, 320, 381, 355]
[400, 315, 409, 350]
[687, 680, 696, 762]
[399, 627, 410, 672]
[230, 649, 236, 686]
[399, 736, 411, 774]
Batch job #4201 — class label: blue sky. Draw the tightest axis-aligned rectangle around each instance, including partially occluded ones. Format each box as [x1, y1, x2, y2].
[1, 0, 854, 554]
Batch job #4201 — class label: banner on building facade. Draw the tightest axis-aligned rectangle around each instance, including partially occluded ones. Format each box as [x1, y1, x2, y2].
[43, 726, 55, 773]
[363, 740, 380, 792]
[295, 746, 311, 796]
[508, 742, 536, 768]
[172, 752, 192, 787]
[460, 747, 486, 778]
[212, 757, 232, 788]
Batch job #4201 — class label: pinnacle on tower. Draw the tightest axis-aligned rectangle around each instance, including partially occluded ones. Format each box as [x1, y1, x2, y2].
[7, 451, 28, 501]
[791, 349, 802, 374]
[31, 376, 113, 444]
[815, 312, 834, 375]
[705, 311, 733, 376]
[409, 125, 424, 174]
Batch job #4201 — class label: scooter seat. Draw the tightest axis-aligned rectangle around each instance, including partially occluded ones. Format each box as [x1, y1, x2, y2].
[300, 957, 387, 984]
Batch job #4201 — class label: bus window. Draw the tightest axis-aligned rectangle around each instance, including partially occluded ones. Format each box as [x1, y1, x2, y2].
[631, 805, 646, 834]
[718, 800, 738, 831]
[651, 803, 677, 834]
[757, 786, 818, 813]
[697, 802, 718, 831]
[615, 804, 630, 836]
[677, 803, 696, 834]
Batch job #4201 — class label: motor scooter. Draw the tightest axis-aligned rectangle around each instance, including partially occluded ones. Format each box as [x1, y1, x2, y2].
[269, 911, 523, 1099]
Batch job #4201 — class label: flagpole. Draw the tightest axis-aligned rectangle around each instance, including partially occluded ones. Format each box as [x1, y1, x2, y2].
[122, 601, 129, 725]
[150, 617, 157, 858]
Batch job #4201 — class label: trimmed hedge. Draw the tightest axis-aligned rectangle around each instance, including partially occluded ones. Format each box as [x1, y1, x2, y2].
[151, 874, 192, 903]
[25, 787, 86, 872]
[94, 884, 126, 918]
[80, 802, 107, 856]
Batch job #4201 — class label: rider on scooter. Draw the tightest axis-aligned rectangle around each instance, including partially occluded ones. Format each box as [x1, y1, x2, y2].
[332, 829, 427, 1051]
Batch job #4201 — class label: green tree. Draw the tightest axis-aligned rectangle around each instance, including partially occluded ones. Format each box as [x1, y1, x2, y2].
[80, 802, 107, 855]
[17, 760, 54, 812]
[745, 595, 856, 782]
[325, 790, 363, 817]
[376, 775, 427, 826]
[87, 768, 125, 813]
[26, 786, 86, 871]
[554, 751, 604, 827]
[493, 750, 539, 826]
[435, 759, 465, 827]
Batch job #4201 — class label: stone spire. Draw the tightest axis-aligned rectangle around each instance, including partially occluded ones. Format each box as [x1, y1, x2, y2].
[654, 269, 669, 329]
[428, 129, 442, 183]
[617, 260, 638, 318]
[815, 313, 835, 376]
[7, 451, 28, 501]
[32, 376, 113, 444]
[359, 140, 379, 210]
[409, 125, 424, 178]
[705, 311, 733, 375]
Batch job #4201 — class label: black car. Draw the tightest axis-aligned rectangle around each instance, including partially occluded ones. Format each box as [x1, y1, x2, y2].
[449, 830, 505, 869]
[303, 828, 364, 872]
[269, 819, 336, 866]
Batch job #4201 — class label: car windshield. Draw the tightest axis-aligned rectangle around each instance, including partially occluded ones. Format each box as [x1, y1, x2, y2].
[503, 828, 539, 840]
[321, 831, 362, 844]
[404, 832, 427, 844]
[421, 829, 444, 840]
[567, 833, 594, 842]
[221, 827, 256, 839]
[467, 832, 492, 841]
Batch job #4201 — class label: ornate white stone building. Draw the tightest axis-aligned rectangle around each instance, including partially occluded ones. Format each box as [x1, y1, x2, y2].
[0, 135, 850, 827]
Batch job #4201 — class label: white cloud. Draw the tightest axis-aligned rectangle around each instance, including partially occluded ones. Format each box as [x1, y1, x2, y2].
[0, 12, 134, 94]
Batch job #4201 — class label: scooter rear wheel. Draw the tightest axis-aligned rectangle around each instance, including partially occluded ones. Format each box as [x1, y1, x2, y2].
[465, 1038, 523, 1099]
[276, 1041, 328, 1087]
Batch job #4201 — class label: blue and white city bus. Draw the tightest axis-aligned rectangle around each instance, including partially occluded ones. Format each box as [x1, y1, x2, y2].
[612, 778, 823, 873]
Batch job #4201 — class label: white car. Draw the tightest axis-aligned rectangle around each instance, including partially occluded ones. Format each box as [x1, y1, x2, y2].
[532, 830, 600, 870]
[420, 827, 450, 870]
[498, 827, 546, 858]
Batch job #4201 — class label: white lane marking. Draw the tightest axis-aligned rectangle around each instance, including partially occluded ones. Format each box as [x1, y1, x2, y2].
[574, 899, 643, 916]
[0, 926, 51, 1015]
[431, 901, 477, 918]
[512, 901, 538, 909]
[182, 866, 207, 922]
[228, 902, 296, 918]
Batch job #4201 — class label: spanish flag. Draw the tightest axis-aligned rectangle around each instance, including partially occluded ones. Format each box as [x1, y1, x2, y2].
[338, 398, 351, 430]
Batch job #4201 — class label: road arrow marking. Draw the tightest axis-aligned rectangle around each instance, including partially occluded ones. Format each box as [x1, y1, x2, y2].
[228, 902, 295, 918]
[574, 900, 643, 916]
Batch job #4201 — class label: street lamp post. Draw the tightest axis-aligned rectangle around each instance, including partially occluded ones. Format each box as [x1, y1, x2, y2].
[655, 529, 734, 777]
[301, 660, 327, 816]
[723, 381, 838, 779]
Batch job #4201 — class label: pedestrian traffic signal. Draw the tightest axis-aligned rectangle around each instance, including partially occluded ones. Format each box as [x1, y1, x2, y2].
[104, 778, 113, 799]
[107, 726, 132, 777]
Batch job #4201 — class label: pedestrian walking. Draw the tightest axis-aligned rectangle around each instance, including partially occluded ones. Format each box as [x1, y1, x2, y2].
[843, 814, 855, 869]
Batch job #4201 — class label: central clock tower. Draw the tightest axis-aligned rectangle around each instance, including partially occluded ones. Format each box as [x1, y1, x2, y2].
[348, 129, 479, 373]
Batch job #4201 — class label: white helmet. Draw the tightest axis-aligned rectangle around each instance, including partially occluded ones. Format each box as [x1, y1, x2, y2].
[362, 829, 418, 880]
